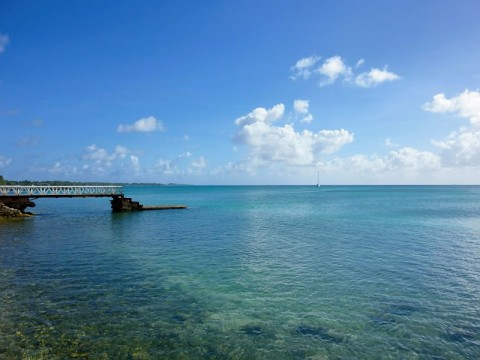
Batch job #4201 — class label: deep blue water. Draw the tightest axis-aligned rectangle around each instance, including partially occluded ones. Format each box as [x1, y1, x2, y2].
[1, 185, 480, 359]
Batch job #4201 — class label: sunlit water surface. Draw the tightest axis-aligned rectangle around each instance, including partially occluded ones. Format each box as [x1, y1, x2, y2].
[1, 186, 480, 359]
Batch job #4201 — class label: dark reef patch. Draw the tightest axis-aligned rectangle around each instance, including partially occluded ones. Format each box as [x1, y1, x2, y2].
[297, 325, 343, 343]
[444, 326, 477, 343]
[240, 325, 264, 336]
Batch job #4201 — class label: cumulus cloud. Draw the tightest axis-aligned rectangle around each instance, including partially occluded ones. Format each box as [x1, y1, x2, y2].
[235, 104, 285, 128]
[432, 127, 480, 167]
[293, 99, 309, 114]
[355, 66, 400, 88]
[386, 147, 441, 170]
[78, 144, 142, 177]
[290, 55, 400, 88]
[0, 33, 9, 54]
[317, 56, 352, 85]
[234, 104, 353, 166]
[424, 89, 480, 167]
[81, 144, 132, 164]
[290, 55, 321, 80]
[117, 116, 165, 133]
[423, 89, 480, 125]
[293, 99, 314, 123]
[0, 155, 12, 168]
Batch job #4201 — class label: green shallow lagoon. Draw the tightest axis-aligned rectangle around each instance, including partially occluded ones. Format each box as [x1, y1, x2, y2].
[1, 186, 480, 359]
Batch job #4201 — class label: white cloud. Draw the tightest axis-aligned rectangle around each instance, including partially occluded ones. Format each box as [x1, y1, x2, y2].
[355, 67, 400, 87]
[423, 89, 480, 125]
[432, 127, 480, 166]
[330, 148, 440, 173]
[355, 58, 365, 68]
[317, 56, 352, 85]
[234, 104, 353, 166]
[81, 144, 132, 164]
[78, 144, 143, 178]
[83, 145, 113, 162]
[293, 99, 309, 114]
[0, 155, 12, 168]
[424, 89, 480, 167]
[0, 33, 9, 54]
[114, 145, 129, 158]
[235, 104, 285, 127]
[152, 159, 179, 175]
[290, 55, 321, 80]
[293, 99, 314, 123]
[117, 116, 165, 133]
[46, 162, 79, 176]
[312, 148, 442, 184]
[148, 152, 205, 177]
[300, 113, 314, 123]
[316, 129, 355, 154]
[385, 137, 399, 148]
[386, 147, 441, 170]
[191, 156, 206, 169]
[290, 54, 399, 88]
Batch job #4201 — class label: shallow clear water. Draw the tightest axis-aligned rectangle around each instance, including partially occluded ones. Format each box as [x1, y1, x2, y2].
[1, 186, 480, 359]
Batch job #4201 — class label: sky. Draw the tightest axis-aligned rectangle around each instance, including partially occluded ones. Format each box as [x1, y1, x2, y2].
[1, 0, 480, 185]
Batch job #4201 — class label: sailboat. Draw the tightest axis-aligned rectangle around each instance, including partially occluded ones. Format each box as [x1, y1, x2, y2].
[316, 170, 320, 187]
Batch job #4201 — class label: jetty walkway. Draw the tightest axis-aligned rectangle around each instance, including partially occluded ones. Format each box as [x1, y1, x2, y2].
[0, 185, 123, 198]
[0, 185, 186, 213]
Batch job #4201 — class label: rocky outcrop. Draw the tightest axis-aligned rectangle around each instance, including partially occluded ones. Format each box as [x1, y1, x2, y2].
[0, 197, 36, 211]
[0, 202, 31, 217]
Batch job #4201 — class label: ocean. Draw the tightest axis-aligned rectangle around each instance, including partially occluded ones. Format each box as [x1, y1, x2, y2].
[1, 185, 479, 359]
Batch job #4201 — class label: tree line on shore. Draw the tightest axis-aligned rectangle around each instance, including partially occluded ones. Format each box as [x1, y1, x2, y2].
[0, 175, 179, 186]
[0, 175, 121, 186]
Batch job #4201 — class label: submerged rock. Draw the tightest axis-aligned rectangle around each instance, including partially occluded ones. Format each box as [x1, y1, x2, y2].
[369, 313, 396, 326]
[171, 313, 188, 323]
[383, 302, 419, 316]
[297, 325, 344, 343]
[240, 325, 264, 336]
[444, 326, 477, 343]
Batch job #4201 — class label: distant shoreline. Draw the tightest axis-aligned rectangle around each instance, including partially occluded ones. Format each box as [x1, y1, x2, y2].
[0, 177, 187, 187]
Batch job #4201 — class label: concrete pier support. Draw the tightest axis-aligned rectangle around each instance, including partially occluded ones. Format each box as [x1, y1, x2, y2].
[110, 195, 187, 212]
[111, 195, 143, 212]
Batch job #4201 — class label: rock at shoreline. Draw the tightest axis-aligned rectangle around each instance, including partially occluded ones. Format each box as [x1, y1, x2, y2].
[0, 202, 31, 218]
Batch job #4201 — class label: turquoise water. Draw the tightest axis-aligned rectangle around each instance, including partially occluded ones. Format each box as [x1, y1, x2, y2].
[1, 185, 480, 359]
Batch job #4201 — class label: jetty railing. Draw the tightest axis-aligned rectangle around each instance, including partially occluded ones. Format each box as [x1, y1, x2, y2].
[0, 185, 123, 197]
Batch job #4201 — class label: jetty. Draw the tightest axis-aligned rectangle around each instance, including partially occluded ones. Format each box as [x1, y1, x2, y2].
[0, 185, 186, 215]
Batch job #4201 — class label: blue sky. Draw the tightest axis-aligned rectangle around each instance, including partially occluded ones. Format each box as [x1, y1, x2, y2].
[1, 0, 480, 184]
